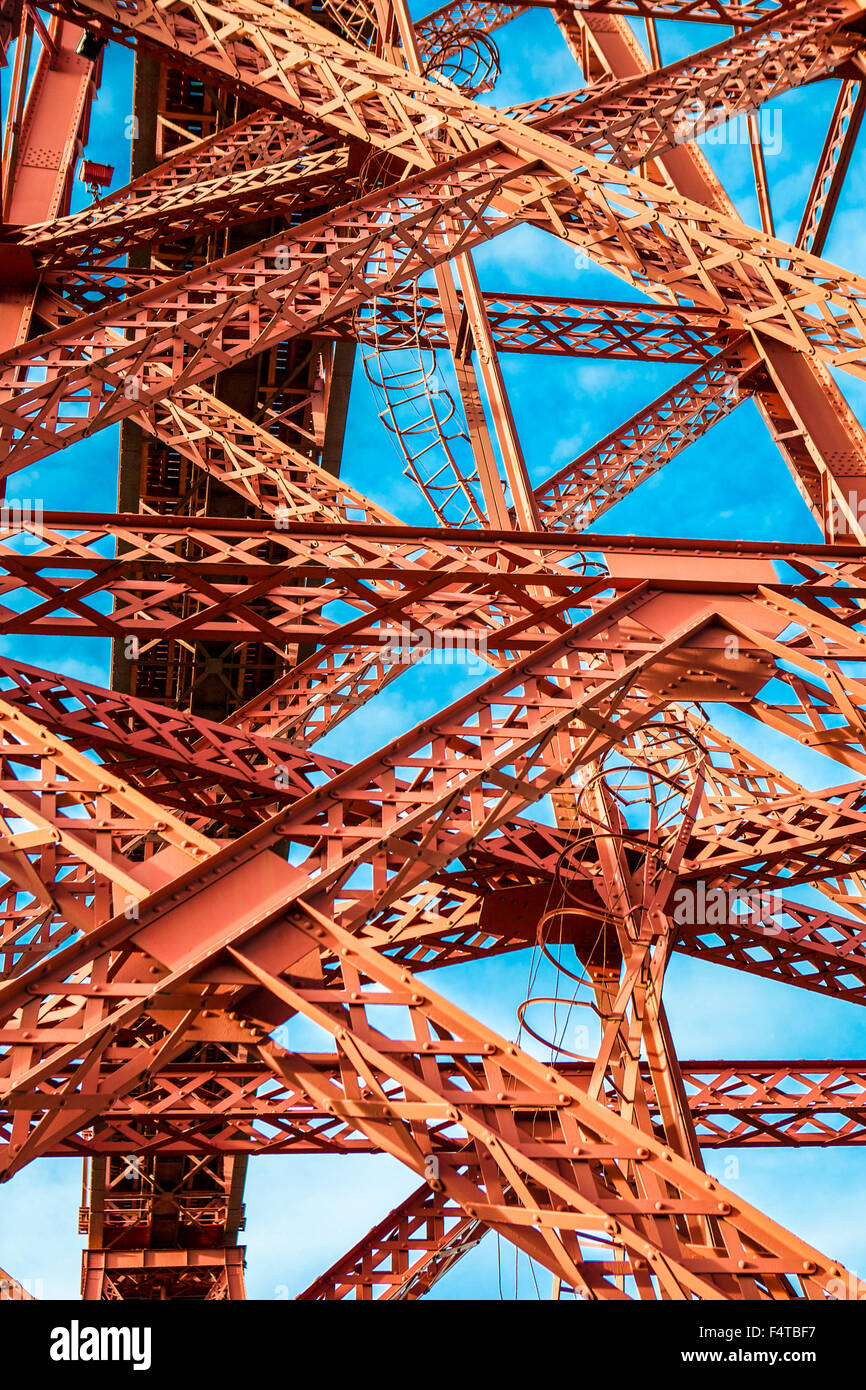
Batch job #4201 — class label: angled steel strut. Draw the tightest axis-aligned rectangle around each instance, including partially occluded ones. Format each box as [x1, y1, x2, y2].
[0, 0, 866, 1302]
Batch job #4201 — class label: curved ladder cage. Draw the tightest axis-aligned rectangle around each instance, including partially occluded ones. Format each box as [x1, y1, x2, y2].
[423, 27, 501, 97]
[516, 713, 711, 1071]
[359, 285, 489, 528]
[357, 24, 502, 527]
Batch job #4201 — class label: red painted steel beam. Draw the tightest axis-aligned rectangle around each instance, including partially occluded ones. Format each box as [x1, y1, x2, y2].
[14, 1057, 866, 1159]
[355, 294, 733, 362]
[796, 79, 866, 257]
[416, 0, 793, 35]
[238, 907, 864, 1298]
[5, 619, 866, 1139]
[10, 1, 857, 302]
[555, 0, 866, 540]
[0, 636, 861, 1284]
[1, 2, 865, 481]
[295, 1054, 866, 1298]
[0, 156, 860, 479]
[533, 346, 757, 528]
[0, 602, 769, 1174]
[297, 1183, 484, 1300]
[37, 281, 736, 362]
[0, 14, 97, 359]
[515, 3, 861, 166]
[5, 519, 866, 781]
[0, 0, 864, 1303]
[5, 652, 866, 1016]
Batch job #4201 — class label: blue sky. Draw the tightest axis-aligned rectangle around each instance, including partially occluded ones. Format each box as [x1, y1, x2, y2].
[2, 6, 866, 1302]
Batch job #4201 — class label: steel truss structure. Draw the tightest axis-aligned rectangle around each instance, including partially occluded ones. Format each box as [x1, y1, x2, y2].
[0, 0, 865, 1302]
